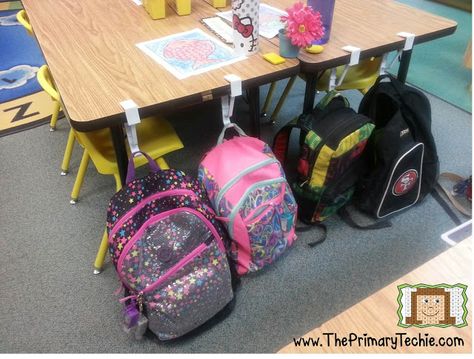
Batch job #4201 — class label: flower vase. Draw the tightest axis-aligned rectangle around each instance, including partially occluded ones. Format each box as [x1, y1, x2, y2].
[278, 29, 300, 58]
[307, 0, 336, 44]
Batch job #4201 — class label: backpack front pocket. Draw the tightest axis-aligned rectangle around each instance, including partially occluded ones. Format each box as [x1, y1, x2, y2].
[377, 142, 424, 218]
[117, 208, 233, 340]
[229, 178, 297, 272]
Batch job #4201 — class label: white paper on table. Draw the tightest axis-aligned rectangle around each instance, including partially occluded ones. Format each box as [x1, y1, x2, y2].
[136, 28, 246, 80]
[217, 3, 287, 39]
[202, 17, 234, 44]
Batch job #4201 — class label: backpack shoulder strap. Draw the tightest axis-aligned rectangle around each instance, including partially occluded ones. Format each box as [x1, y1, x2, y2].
[272, 117, 308, 165]
[338, 206, 393, 230]
[317, 90, 350, 109]
[296, 221, 328, 247]
[359, 74, 398, 116]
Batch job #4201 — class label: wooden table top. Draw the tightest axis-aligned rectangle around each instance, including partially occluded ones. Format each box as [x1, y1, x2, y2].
[264, 0, 457, 72]
[22, 0, 457, 130]
[279, 238, 472, 353]
[21, 0, 299, 131]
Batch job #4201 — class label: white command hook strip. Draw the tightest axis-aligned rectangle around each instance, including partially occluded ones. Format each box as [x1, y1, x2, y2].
[379, 32, 415, 74]
[342, 45, 361, 66]
[379, 51, 401, 75]
[397, 32, 415, 51]
[329, 45, 361, 91]
[120, 99, 141, 155]
[221, 74, 242, 126]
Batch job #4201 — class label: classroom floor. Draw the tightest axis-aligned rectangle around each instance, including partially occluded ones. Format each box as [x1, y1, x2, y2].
[0, 80, 471, 352]
[395, 0, 472, 112]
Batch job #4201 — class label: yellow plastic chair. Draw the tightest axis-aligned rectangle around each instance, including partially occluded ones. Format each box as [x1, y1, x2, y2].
[17, 11, 61, 132]
[16, 10, 33, 36]
[37, 65, 184, 273]
[263, 57, 382, 123]
[70, 119, 181, 201]
[37, 66, 76, 177]
[37, 65, 183, 202]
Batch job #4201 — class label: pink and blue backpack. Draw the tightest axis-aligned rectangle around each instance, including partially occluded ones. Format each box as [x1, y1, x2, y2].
[198, 124, 298, 275]
[107, 152, 234, 340]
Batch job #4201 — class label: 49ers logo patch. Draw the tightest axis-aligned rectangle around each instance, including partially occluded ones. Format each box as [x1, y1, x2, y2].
[393, 169, 418, 196]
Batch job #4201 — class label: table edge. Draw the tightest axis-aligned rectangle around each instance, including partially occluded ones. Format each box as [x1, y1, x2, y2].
[299, 23, 458, 73]
[68, 63, 300, 131]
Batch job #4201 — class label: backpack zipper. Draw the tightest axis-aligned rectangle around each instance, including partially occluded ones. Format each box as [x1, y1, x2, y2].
[109, 189, 197, 242]
[117, 207, 225, 275]
[305, 109, 355, 179]
[214, 158, 280, 214]
[227, 177, 287, 238]
[119, 242, 208, 305]
[117, 207, 222, 292]
[305, 114, 371, 185]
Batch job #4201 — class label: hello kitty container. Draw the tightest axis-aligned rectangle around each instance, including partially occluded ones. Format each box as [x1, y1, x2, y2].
[232, 0, 260, 55]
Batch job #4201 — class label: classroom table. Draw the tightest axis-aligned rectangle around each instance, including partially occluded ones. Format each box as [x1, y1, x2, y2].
[263, 0, 457, 114]
[21, 0, 457, 184]
[20, 0, 300, 182]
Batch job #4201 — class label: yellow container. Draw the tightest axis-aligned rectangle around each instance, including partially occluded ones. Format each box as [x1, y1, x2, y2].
[143, 0, 166, 20]
[213, 0, 227, 8]
[176, 0, 192, 15]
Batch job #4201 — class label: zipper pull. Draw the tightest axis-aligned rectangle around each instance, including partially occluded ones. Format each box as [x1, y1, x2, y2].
[299, 180, 308, 188]
[137, 292, 144, 312]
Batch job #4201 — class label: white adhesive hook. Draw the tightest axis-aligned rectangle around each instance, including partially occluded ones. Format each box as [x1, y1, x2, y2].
[120, 99, 141, 155]
[397, 32, 415, 51]
[379, 52, 389, 75]
[221, 74, 242, 126]
[342, 45, 361, 66]
[379, 32, 416, 75]
[221, 96, 232, 126]
[379, 52, 400, 75]
[328, 68, 338, 91]
[328, 45, 361, 91]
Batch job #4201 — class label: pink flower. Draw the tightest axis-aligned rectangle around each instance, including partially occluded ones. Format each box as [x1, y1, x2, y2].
[281, 2, 324, 48]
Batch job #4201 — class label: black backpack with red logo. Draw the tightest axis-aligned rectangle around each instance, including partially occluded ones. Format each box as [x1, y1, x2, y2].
[351, 74, 439, 219]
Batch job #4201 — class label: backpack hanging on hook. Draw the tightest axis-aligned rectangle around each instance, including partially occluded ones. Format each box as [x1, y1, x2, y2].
[352, 73, 439, 219]
[272, 90, 376, 244]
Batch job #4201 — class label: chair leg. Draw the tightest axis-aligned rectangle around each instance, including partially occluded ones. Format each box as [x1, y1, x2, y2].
[270, 76, 297, 124]
[70, 150, 90, 204]
[156, 157, 169, 170]
[49, 101, 61, 131]
[61, 129, 76, 175]
[113, 173, 122, 192]
[93, 228, 109, 274]
[262, 82, 277, 116]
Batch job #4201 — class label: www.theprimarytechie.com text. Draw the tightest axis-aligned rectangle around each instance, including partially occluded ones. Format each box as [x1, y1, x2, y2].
[293, 332, 464, 350]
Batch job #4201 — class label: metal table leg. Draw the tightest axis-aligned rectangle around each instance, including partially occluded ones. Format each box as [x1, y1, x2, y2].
[303, 72, 318, 115]
[110, 124, 128, 186]
[247, 87, 261, 138]
[397, 49, 413, 84]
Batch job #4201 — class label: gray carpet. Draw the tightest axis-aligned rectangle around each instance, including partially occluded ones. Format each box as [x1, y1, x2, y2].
[0, 78, 471, 353]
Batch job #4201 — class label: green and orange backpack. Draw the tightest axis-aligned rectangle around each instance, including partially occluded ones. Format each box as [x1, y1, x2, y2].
[272, 91, 375, 238]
